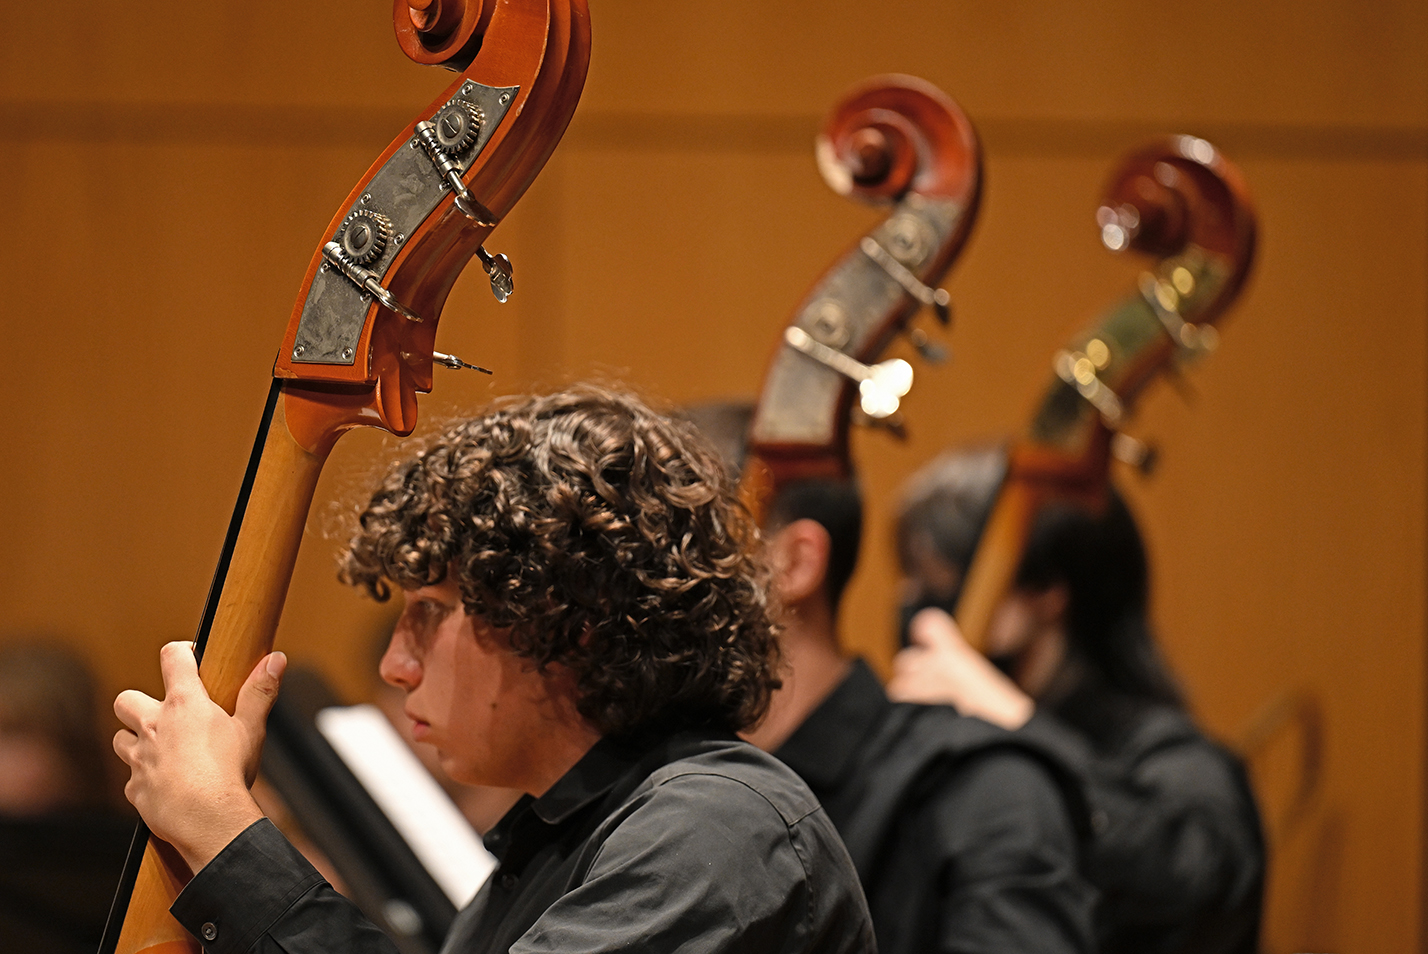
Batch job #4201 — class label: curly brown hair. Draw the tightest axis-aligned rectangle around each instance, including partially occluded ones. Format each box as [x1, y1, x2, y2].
[340, 384, 780, 737]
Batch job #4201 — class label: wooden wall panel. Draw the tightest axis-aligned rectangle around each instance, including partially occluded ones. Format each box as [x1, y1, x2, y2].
[2, 2, 1424, 952]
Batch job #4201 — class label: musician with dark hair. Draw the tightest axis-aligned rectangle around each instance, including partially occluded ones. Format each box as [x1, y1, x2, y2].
[113, 384, 875, 954]
[688, 403, 1097, 954]
[891, 445, 1265, 954]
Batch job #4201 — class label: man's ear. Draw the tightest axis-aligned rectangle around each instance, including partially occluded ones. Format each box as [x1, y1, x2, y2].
[769, 518, 832, 606]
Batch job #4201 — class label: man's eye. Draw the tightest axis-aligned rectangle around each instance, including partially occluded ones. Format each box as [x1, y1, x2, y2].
[409, 598, 454, 631]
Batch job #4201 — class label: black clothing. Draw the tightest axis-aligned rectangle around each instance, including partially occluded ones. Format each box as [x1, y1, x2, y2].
[775, 661, 1096, 954]
[1026, 686, 1265, 954]
[0, 810, 135, 954]
[173, 728, 875, 954]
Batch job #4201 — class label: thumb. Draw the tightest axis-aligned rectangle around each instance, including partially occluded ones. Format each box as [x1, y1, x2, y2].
[233, 651, 287, 735]
[908, 607, 964, 652]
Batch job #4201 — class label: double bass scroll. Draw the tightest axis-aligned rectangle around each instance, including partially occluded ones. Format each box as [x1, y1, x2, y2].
[744, 75, 982, 521]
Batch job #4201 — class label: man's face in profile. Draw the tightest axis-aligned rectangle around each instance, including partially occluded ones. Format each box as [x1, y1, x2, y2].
[380, 578, 578, 792]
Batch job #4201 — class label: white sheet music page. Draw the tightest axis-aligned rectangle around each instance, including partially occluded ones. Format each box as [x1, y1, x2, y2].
[316, 703, 496, 907]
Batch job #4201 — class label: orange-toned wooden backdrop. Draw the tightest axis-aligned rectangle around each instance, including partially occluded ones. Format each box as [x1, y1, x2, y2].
[2, 2, 1424, 951]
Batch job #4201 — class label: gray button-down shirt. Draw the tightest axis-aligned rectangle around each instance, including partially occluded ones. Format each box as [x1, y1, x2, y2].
[173, 728, 875, 954]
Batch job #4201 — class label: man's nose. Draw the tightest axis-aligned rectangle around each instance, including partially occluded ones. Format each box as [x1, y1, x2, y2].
[379, 629, 421, 689]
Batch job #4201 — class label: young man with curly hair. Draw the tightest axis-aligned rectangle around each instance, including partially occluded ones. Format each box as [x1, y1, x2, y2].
[113, 385, 875, 954]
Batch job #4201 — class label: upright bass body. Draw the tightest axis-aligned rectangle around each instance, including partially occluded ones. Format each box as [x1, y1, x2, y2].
[101, 3, 591, 952]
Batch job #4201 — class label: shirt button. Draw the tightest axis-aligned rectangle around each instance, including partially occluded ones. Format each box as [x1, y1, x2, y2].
[499, 873, 518, 891]
[200, 922, 219, 942]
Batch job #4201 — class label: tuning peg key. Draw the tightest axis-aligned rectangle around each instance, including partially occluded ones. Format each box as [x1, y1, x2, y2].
[907, 327, 949, 364]
[860, 236, 953, 325]
[321, 242, 423, 323]
[1112, 432, 1159, 476]
[784, 326, 913, 419]
[476, 246, 514, 302]
[433, 351, 493, 374]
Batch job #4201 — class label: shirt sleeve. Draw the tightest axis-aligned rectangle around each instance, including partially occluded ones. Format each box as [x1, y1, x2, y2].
[170, 818, 399, 954]
[509, 773, 834, 954]
[929, 749, 1098, 954]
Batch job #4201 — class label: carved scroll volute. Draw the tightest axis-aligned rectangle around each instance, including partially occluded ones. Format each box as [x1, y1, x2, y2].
[954, 136, 1256, 652]
[273, 0, 592, 448]
[395, 0, 498, 68]
[1102, 136, 1256, 308]
[744, 75, 981, 521]
[1080, 135, 1257, 416]
[1010, 135, 1257, 485]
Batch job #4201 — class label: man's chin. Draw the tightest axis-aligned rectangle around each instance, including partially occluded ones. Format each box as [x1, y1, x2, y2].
[438, 755, 483, 787]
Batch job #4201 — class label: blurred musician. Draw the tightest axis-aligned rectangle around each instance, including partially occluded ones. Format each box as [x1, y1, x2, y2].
[0, 641, 115, 815]
[891, 445, 1265, 954]
[689, 403, 1097, 954]
[0, 640, 134, 953]
[112, 386, 875, 954]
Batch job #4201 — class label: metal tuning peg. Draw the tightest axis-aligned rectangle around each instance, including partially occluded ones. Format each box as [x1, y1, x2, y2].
[860, 236, 953, 325]
[1054, 347, 1124, 427]
[413, 118, 498, 227]
[433, 351, 494, 374]
[1139, 271, 1219, 359]
[784, 326, 914, 419]
[1111, 432, 1159, 476]
[322, 242, 422, 322]
[475, 246, 514, 303]
[907, 326, 949, 365]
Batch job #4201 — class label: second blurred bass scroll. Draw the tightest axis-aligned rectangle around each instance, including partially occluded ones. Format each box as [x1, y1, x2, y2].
[952, 136, 1257, 653]
[744, 74, 981, 521]
[99, 2, 592, 952]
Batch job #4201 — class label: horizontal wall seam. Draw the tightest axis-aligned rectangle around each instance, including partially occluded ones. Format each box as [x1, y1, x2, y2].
[0, 103, 1424, 160]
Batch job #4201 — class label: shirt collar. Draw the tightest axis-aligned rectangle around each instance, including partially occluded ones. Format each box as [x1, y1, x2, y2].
[775, 658, 889, 791]
[480, 736, 634, 858]
[481, 727, 734, 862]
[528, 735, 639, 825]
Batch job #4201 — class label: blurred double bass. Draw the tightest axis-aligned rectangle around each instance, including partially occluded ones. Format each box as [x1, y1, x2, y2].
[951, 136, 1256, 651]
[743, 74, 981, 516]
[99, 2, 591, 951]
